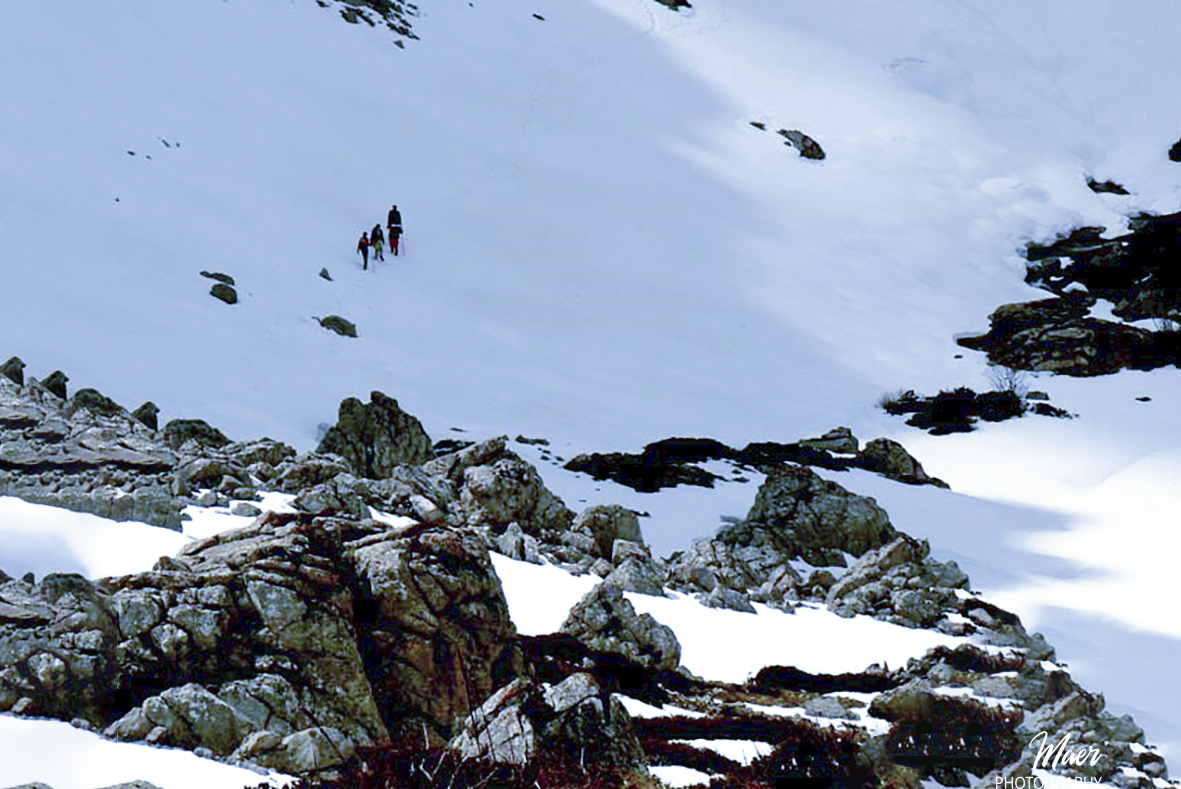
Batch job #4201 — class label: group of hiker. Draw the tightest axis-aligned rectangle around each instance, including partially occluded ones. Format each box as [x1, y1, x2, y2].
[357, 205, 403, 270]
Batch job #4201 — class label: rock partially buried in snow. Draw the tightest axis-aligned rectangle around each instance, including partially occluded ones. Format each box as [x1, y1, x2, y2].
[317, 314, 356, 337]
[209, 283, 238, 304]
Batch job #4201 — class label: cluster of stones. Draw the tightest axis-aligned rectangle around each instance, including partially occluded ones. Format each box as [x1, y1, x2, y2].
[959, 212, 1181, 376]
[564, 426, 948, 493]
[331, 0, 419, 44]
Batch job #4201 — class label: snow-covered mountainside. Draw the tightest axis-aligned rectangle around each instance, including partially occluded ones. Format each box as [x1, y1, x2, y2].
[2, 0, 1181, 784]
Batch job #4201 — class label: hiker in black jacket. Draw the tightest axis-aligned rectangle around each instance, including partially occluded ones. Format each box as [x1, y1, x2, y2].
[371, 224, 384, 262]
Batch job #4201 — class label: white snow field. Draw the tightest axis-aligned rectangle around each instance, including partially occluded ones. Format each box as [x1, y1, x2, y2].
[3, 0, 1181, 780]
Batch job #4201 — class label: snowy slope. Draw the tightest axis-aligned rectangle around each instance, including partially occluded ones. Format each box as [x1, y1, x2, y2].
[3, 0, 1181, 767]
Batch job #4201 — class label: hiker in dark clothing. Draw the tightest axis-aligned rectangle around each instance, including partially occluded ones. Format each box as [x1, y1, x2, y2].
[371, 224, 384, 262]
[357, 231, 370, 270]
[387, 204, 403, 255]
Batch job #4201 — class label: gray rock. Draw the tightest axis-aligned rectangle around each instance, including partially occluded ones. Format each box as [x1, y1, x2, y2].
[229, 501, 262, 517]
[450, 674, 646, 771]
[319, 267, 333, 281]
[316, 391, 432, 478]
[163, 419, 229, 451]
[573, 505, 644, 559]
[697, 585, 756, 614]
[804, 695, 856, 720]
[799, 426, 859, 454]
[561, 583, 680, 671]
[602, 556, 666, 596]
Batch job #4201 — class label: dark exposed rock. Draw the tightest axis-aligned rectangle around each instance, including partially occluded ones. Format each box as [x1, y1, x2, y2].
[0, 356, 25, 386]
[131, 401, 159, 431]
[561, 583, 680, 671]
[778, 128, 826, 160]
[1171, 137, 1181, 162]
[199, 271, 235, 286]
[318, 315, 356, 337]
[209, 283, 238, 304]
[957, 296, 1165, 376]
[653, 0, 691, 9]
[163, 418, 230, 450]
[962, 211, 1181, 376]
[1086, 177, 1129, 195]
[42, 370, 69, 400]
[317, 391, 433, 478]
[856, 438, 948, 487]
[563, 449, 721, 492]
[70, 388, 123, 418]
[319, 267, 333, 281]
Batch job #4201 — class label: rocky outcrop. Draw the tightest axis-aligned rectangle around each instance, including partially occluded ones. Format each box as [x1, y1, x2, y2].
[449, 673, 646, 770]
[826, 536, 966, 628]
[421, 437, 572, 538]
[856, 438, 947, 487]
[0, 513, 520, 774]
[316, 391, 433, 478]
[735, 464, 894, 567]
[560, 584, 680, 672]
[565, 430, 947, 491]
[957, 295, 1165, 376]
[961, 212, 1181, 376]
[0, 374, 181, 528]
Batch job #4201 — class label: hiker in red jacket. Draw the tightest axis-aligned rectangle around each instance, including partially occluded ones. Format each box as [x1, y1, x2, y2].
[357, 231, 370, 270]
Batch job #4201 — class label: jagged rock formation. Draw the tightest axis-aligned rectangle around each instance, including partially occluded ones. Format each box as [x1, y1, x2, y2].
[316, 390, 433, 477]
[560, 584, 681, 672]
[668, 465, 896, 599]
[0, 513, 518, 774]
[449, 672, 647, 770]
[0, 371, 181, 528]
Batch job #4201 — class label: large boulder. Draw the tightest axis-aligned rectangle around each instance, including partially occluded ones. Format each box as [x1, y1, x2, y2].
[316, 391, 433, 478]
[422, 437, 572, 537]
[348, 525, 520, 740]
[668, 465, 895, 599]
[1, 511, 523, 773]
[449, 673, 646, 771]
[572, 504, 644, 559]
[826, 535, 967, 628]
[560, 583, 680, 671]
